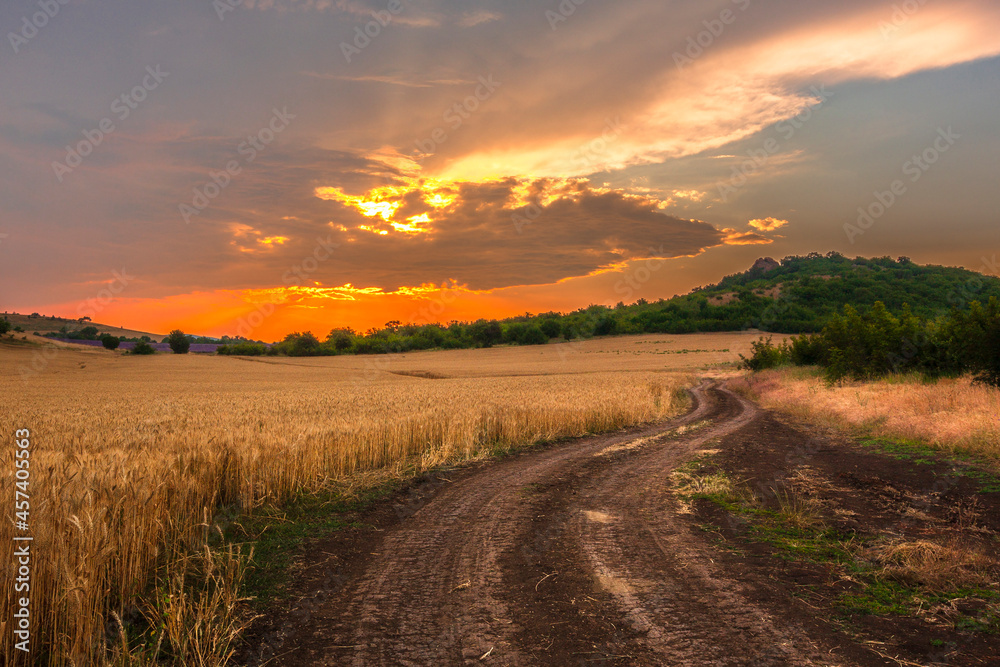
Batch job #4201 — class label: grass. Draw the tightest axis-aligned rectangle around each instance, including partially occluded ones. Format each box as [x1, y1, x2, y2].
[671, 455, 1000, 633]
[2, 332, 755, 666]
[731, 368, 1000, 461]
[856, 437, 1000, 493]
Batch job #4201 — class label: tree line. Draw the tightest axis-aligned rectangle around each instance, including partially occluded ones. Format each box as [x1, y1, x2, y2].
[741, 298, 1000, 387]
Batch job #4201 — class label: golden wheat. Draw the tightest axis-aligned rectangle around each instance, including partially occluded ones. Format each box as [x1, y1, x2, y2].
[0, 332, 751, 665]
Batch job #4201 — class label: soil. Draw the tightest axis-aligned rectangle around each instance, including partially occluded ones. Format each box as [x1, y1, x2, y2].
[238, 381, 1000, 666]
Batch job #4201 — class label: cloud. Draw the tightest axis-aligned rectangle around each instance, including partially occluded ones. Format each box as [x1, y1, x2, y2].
[748, 217, 789, 232]
[301, 72, 472, 88]
[720, 229, 773, 246]
[456, 10, 502, 27]
[308, 175, 732, 290]
[420, 2, 1000, 180]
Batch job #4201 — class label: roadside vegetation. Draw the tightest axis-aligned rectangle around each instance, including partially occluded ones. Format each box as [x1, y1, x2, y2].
[733, 370, 1000, 460]
[740, 297, 1000, 387]
[672, 449, 1000, 661]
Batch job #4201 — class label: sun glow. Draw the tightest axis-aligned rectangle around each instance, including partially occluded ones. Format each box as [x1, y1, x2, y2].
[315, 179, 464, 235]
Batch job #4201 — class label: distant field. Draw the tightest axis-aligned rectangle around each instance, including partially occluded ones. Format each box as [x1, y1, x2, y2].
[0, 331, 759, 665]
[2, 311, 163, 339]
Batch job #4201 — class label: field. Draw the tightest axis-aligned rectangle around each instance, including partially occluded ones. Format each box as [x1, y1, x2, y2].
[2, 312, 162, 340]
[0, 332, 758, 666]
[733, 367, 1000, 459]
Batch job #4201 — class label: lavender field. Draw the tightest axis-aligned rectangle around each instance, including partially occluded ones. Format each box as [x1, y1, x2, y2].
[49, 338, 222, 353]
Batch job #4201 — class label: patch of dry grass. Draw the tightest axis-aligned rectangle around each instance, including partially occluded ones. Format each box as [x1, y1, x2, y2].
[864, 539, 995, 592]
[0, 340, 699, 665]
[731, 369, 1000, 459]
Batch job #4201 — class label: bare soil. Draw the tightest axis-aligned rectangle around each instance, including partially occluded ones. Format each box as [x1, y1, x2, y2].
[239, 382, 1000, 666]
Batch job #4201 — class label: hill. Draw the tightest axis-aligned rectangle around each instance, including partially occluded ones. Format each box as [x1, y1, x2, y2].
[624, 251, 1000, 334]
[252, 252, 1000, 357]
[1, 311, 163, 340]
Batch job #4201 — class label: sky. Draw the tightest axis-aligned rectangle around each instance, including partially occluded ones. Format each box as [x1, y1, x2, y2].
[1, 0, 999, 340]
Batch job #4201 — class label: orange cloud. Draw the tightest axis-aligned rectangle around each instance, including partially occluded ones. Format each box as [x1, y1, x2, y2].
[748, 217, 789, 232]
[721, 229, 772, 246]
[431, 4, 1000, 180]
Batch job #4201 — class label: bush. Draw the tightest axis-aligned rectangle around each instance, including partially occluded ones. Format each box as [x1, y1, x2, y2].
[468, 320, 502, 348]
[326, 328, 355, 352]
[0, 318, 9, 335]
[593, 316, 618, 337]
[740, 336, 790, 371]
[132, 341, 156, 355]
[101, 335, 120, 351]
[217, 342, 266, 356]
[167, 329, 191, 354]
[520, 325, 549, 346]
[787, 334, 826, 366]
[951, 298, 1000, 387]
[539, 319, 562, 339]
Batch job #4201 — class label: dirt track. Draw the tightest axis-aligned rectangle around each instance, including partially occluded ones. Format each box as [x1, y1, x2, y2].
[250, 382, 851, 666]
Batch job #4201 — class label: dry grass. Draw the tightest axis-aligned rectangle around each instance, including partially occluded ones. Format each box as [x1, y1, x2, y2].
[864, 539, 994, 592]
[0, 334, 730, 665]
[731, 369, 1000, 459]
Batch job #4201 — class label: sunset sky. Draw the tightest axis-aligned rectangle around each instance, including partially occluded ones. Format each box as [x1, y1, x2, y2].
[2, 0, 999, 340]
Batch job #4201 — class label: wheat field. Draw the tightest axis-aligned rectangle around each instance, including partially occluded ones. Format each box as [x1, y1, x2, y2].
[0, 332, 758, 665]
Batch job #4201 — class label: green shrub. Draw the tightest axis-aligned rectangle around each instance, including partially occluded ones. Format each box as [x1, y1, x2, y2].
[132, 341, 156, 355]
[740, 336, 790, 371]
[167, 329, 191, 354]
[101, 335, 120, 351]
[217, 342, 266, 356]
[787, 334, 827, 366]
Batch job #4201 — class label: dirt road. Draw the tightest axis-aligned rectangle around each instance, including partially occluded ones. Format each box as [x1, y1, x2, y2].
[250, 382, 848, 666]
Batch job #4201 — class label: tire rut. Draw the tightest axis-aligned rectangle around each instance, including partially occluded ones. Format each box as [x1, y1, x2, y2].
[269, 382, 844, 666]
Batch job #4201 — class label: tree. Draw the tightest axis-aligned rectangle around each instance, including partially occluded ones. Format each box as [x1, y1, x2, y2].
[281, 331, 321, 356]
[167, 329, 191, 354]
[0, 318, 10, 335]
[101, 335, 120, 351]
[132, 340, 156, 355]
[539, 319, 561, 339]
[326, 327, 355, 351]
[468, 320, 502, 348]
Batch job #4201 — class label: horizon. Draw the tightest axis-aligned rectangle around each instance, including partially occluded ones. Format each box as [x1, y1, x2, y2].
[9, 251, 999, 342]
[2, 1, 999, 340]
